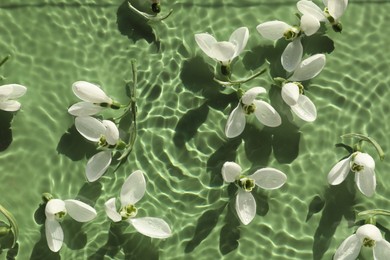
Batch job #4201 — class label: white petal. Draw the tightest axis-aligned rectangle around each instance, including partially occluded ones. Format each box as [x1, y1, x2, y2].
[256, 21, 291, 41]
[327, 0, 348, 20]
[248, 168, 287, 190]
[241, 87, 266, 105]
[194, 33, 217, 59]
[210, 41, 236, 64]
[120, 170, 146, 206]
[355, 166, 376, 197]
[45, 219, 64, 252]
[0, 84, 27, 99]
[225, 104, 246, 138]
[104, 198, 122, 222]
[290, 95, 317, 122]
[75, 116, 106, 142]
[352, 152, 375, 171]
[297, 0, 327, 21]
[45, 199, 66, 220]
[289, 54, 326, 81]
[86, 150, 112, 182]
[0, 100, 22, 111]
[300, 14, 321, 36]
[129, 217, 172, 239]
[68, 101, 104, 116]
[72, 81, 112, 103]
[235, 190, 256, 225]
[253, 100, 281, 127]
[64, 199, 97, 222]
[327, 156, 351, 185]
[356, 224, 382, 241]
[229, 27, 249, 59]
[102, 120, 119, 145]
[281, 39, 303, 72]
[333, 234, 361, 260]
[281, 83, 300, 106]
[374, 239, 390, 260]
[221, 161, 242, 183]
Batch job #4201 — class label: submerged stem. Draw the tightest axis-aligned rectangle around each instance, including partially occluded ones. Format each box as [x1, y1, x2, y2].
[128, 2, 173, 22]
[214, 68, 267, 87]
[0, 55, 10, 68]
[341, 133, 385, 160]
[0, 204, 18, 248]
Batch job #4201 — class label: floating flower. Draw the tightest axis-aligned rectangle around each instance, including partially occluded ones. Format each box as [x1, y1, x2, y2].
[104, 170, 172, 239]
[75, 116, 121, 182]
[195, 27, 249, 75]
[45, 198, 97, 252]
[68, 81, 120, 116]
[225, 87, 281, 138]
[221, 162, 287, 225]
[0, 84, 27, 112]
[334, 224, 390, 259]
[328, 151, 376, 197]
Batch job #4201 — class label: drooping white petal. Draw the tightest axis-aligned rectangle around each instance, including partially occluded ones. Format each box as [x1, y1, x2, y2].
[327, 156, 351, 185]
[297, 0, 327, 22]
[194, 33, 218, 59]
[120, 170, 146, 206]
[333, 234, 361, 260]
[288, 54, 326, 81]
[221, 161, 242, 183]
[68, 101, 104, 116]
[241, 87, 266, 105]
[290, 95, 317, 122]
[235, 190, 256, 225]
[64, 199, 97, 222]
[253, 100, 281, 127]
[75, 116, 106, 142]
[281, 83, 300, 106]
[45, 219, 64, 252]
[229, 27, 249, 59]
[129, 217, 172, 239]
[249, 168, 287, 190]
[86, 150, 112, 182]
[210, 41, 236, 64]
[256, 21, 291, 41]
[104, 198, 122, 222]
[355, 166, 376, 197]
[327, 0, 348, 20]
[45, 199, 66, 220]
[352, 152, 375, 171]
[300, 14, 321, 36]
[0, 100, 22, 111]
[225, 104, 246, 138]
[72, 81, 112, 103]
[374, 239, 390, 260]
[0, 84, 27, 99]
[281, 39, 303, 72]
[356, 224, 382, 242]
[102, 120, 119, 145]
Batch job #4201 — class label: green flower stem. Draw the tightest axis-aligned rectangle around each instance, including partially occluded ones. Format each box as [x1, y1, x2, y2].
[341, 133, 385, 160]
[358, 209, 390, 219]
[214, 68, 267, 87]
[0, 55, 10, 68]
[128, 2, 173, 22]
[0, 204, 19, 248]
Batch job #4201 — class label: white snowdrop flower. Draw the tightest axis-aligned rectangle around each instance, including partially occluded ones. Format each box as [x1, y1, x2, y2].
[104, 170, 172, 239]
[0, 84, 27, 112]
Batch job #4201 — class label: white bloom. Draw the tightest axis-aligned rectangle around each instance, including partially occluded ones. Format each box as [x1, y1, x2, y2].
[104, 170, 172, 239]
[221, 162, 287, 225]
[195, 27, 249, 66]
[75, 116, 119, 182]
[45, 198, 97, 252]
[68, 81, 117, 116]
[334, 224, 390, 260]
[328, 152, 376, 197]
[225, 87, 281, 138]
[0, 84, 27, 112]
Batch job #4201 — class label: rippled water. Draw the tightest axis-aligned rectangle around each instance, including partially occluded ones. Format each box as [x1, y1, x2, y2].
[1, 0, 390, 259]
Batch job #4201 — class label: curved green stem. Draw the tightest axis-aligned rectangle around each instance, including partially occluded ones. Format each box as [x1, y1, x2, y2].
[341, 133, 385, 160]
[0, 55, 10, 68]
[358, 209, 390, 219]
[0, 204, 18, 248]
[214, 68, 267, 87]
[128, 2, 173, 22]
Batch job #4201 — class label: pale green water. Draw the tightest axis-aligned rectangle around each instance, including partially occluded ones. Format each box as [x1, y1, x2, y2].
[1, 0, 390, 259]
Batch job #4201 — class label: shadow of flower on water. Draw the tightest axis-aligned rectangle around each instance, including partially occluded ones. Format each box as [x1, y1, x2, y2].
[0, 111, 14, 152]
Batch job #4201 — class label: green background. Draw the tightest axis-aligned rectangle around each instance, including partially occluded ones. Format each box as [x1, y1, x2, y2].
[1, 0, 390, 259]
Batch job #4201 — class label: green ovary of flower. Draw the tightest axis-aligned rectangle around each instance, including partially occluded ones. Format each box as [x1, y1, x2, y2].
[351, 163, 364, 173]
[55, 211, 67, 221]
[293, 82, 304, 95]
[239, 177, 256, 192]
[283, 27, 299, 41]
[363, 237, 376, 248]
[243, 103, 256, 115]
[98, 136, 108, 147]
[120, 204, 138, 220]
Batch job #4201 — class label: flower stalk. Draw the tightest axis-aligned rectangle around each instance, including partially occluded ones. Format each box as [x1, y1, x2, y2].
[0, 204, 18, 248]
[341, 133, 385, 161]
[213, 68, 267, 87]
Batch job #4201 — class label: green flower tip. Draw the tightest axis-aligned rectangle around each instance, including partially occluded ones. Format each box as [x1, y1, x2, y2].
[42, 193, 53, 203]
